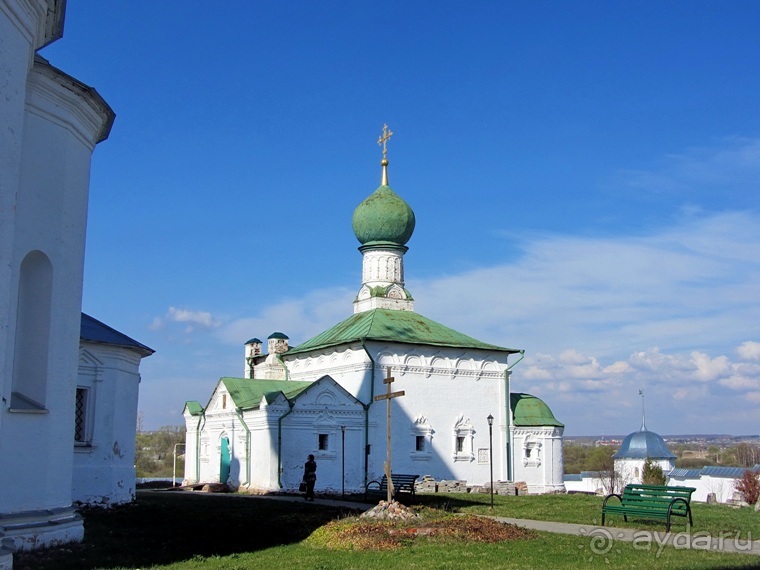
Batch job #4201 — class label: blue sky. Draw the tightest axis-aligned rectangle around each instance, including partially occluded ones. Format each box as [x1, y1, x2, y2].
[43, 2, 760, 435]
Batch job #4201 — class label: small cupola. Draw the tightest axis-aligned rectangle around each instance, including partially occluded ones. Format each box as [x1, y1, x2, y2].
[244, 337, 262, 378]
[267, 332, 289, 354]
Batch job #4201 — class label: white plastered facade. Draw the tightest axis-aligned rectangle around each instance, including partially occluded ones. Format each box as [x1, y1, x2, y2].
[184, 341, 565, 495]
[72, 341, 147, 507]
[0, 0, 114, 557]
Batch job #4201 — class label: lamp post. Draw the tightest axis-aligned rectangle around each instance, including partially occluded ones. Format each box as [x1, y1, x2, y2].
[341, 425, 346, 496]
[173, 443, 186, 488]
[487, 414, 494, 510]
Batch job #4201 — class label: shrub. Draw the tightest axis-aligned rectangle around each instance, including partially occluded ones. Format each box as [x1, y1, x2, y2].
[735, 469, 760, 506]
[642, 458, 666, 485]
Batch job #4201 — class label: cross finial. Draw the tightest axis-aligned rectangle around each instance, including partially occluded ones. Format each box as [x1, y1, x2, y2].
[639, 389, 647, 431]
[377, 124, 393, 159]
[377, 124, 393, 185]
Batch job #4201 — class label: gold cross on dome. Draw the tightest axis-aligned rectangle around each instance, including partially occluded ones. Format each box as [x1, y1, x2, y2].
[377, 124, 394, 159]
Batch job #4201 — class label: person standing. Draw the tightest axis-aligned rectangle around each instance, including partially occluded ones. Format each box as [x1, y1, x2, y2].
[303, 454, 317, 501]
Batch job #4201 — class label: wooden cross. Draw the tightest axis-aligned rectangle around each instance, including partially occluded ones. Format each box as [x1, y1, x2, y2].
[374, 366, 405, 502]
[377, 123, 394, 159]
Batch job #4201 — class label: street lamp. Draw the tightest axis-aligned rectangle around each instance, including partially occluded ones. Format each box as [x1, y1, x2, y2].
[173, 443, 185, 488]
[487, 414, 494, 510]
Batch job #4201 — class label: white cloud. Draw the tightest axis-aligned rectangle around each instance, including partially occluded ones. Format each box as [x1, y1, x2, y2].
[218, 288, 354, 347]
[512, 343, 760, 434]
[150, 306, 223, 333]
[737, 341, 760, 361]
[412, 210, 760, 363]
[617, 137, 760, 198]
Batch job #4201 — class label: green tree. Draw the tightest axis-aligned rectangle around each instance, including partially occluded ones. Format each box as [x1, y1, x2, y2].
[585, 445, 617, 472]
[562, 443, 590, 474]
[642, 458, 666, 485]
[134, 425, 186, 478]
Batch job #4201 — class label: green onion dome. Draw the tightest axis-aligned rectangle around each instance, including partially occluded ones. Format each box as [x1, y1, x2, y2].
[352, 184, 416, 247]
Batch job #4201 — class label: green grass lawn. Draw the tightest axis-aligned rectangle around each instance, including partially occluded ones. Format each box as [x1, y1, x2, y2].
[411, 492, 760, 537]
[12, 491, 760, 570]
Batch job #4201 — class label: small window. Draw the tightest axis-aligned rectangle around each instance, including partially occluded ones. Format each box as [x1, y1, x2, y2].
[452, 415, 475, 462]
[410, 416, 433, 461]
[318, 433, 329, 451]
[222, 394, 227, 409]
[525, 448, 532, 458]
[74, 388, 88, 443]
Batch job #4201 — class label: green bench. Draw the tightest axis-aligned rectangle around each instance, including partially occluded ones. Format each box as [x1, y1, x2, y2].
[365, 474, 419, 502]
[602, 484, 696, 532]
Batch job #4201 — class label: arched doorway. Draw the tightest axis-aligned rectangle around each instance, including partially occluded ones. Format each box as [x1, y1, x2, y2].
[220, 437, 230, 484]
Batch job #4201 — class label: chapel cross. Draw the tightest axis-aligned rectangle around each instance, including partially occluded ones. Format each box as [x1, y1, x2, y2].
[377, 123, 394, 159]
[373, 366, 405, 502]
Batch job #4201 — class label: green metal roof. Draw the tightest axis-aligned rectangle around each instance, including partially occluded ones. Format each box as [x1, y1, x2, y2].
[287, 308, 520, 355]
[352, 185, 416, 247]
[184, 401, 203, 416]
[220, 377, 311, 410]
[510, 392, 564, 427]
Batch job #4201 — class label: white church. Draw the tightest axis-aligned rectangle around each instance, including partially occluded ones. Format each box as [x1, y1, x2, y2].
[183, 132, 565, 496]
[1, 0, 153, 562]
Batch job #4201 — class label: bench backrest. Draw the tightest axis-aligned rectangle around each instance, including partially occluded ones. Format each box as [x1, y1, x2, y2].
[378, 474, 419, 488]
[622, 484, 696, 507]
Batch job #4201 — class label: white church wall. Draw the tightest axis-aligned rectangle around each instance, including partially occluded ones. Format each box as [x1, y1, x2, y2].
[286, 342, 566, 491]
[279, 411, 366, 493]
[362, 344, 511, 487]
[72, 344, 143, 506]
[0, 0, 113, 553]
[0, 2, 36, 398]
[275, 377, 366, 493]
[247, 408, 279, 490]
[287, 345, 370, 401]
[512, 427, 565, 493]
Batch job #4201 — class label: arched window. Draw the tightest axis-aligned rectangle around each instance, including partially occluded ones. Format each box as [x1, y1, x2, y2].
[453, 415, 475, 462]
[11, 250, 53, 411]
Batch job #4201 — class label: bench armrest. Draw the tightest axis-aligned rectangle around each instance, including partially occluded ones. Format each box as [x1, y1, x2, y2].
[365, 480, 382, 491]
[602, 493, 622, 508]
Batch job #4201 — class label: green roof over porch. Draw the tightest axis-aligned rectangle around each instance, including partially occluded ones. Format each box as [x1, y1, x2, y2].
[221, 377, 312, 410]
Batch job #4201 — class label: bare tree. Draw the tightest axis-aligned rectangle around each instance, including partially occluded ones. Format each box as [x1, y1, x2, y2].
[735, 443, 760, 468]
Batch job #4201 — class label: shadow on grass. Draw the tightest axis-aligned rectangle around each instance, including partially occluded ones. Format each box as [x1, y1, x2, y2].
[13, 490, 361, 570]
[338, 491, 493, 511]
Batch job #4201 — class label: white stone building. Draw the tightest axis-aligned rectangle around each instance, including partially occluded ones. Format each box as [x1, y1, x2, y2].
[0, 1, 151, 562]
[74, 314, 154, 507]
[612, 422, 677, 484]
[184, 148, 565, 496]
[564, 420, 678, 495]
